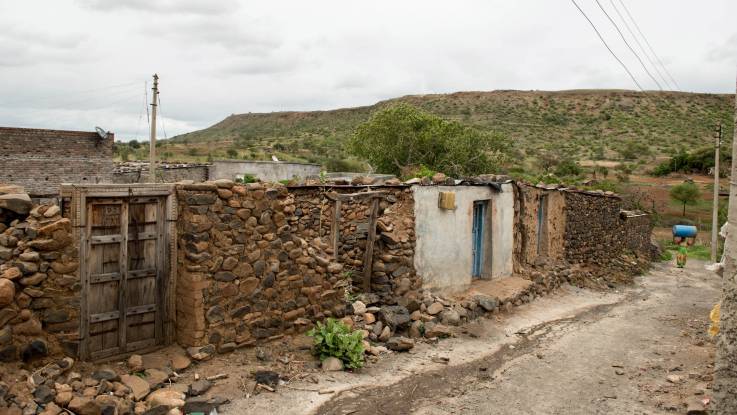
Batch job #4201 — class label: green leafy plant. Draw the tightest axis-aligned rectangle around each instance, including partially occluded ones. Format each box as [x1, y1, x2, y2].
[307, 318, 365, 369]
[235, 174, 257, 184]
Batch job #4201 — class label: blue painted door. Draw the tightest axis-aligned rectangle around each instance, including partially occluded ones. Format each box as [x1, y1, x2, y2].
[472, 201, 488, 278]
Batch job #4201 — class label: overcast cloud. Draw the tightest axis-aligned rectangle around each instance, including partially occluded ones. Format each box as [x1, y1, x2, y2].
[0, 0, 735, 141]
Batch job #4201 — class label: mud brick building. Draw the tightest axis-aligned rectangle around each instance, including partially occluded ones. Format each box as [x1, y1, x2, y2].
[0, 127, 114, 197]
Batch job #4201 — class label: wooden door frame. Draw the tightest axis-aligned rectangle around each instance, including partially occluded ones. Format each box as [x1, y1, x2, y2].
[61, 184, 177, 361]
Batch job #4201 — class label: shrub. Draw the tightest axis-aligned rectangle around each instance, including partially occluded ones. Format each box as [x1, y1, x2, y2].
[307, 318, 365, 369]
[235, 174, 257, 184]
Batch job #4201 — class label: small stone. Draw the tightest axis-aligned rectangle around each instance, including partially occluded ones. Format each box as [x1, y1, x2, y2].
[121, 374, 150, 400]
[44, 205, 60, 218]
[146, 388, 186, 409]
[128, 354, 144, 372]
[425, 323, 452, 338]
[68, 396, 101, 415]
[170, 354, 191, 371]
[33, 385, 55, 404]
[426, 302, 444, 315]
[189, 380, 212, 396]
[352, 300, 366, 316]
[378, 326, 392, 342]
[666, 374, 683, 384]
[0, 279, 14, 307]
[386, 337, 415, 352]
[144, 368, 169, 388]
[409, 321, 423, 338]
[321, 357, 344, 371]
[364, 313, 376, 324]
[440, 309, 461, 326]
[55, 390, 73, 407]
[187, 345, 215, 361]
[92, 367, 120, 382]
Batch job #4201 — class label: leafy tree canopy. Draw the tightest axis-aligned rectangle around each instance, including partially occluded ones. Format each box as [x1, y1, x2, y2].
[669, 181, 701, 216]
[348, 104, 509, 177]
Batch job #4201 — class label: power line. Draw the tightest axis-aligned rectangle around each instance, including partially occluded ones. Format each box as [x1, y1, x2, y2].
[594, 0, 662, 91]
[617, 0, 681, 91]
[4, 81, 140, 107]
[570, 0, 644, 91]
[609, 0, 674, 91]
[157, 95, 169, 140]
[134, 81, 147, 141]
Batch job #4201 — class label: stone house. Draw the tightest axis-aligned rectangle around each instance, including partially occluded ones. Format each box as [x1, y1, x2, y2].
[0, 177, 654, 363]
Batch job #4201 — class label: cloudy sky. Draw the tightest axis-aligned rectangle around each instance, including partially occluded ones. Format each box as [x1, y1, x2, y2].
[1, 0, 735, 141]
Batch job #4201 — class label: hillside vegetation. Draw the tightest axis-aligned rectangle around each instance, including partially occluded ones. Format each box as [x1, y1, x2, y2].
[121, 90, 735, 174]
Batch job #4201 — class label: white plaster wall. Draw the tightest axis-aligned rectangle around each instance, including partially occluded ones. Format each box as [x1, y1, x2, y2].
[209, 161, 321, 183]
[413, 184, 514, 291]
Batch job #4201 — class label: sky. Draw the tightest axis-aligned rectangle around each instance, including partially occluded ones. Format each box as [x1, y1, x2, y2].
[0, 0, 735, 141]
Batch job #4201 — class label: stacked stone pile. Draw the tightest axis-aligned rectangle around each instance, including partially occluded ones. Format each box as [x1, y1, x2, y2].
[2, 348, 228, 415]
[0, 185, 80, 364]
[176, 180, 347, 352]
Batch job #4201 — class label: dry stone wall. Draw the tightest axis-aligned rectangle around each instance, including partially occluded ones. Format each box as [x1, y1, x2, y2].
[0, 186, 80, 363]
[289, 186, 419, 304]
[175, 181, 347, 351]
[564, 192, 632, 264]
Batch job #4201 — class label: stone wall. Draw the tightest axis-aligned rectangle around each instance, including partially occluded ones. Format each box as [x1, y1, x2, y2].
[0, 127, 114, 196]
[622, 212, 655, 257]
[563, 191, 649, 265]
[0, 190, 80, 362]
[113, 163, 209, 184]
[209, 160, 321, 183]
[515, 184, 566, 268]
[289, 186, 419, 303]
[175, 181, 346, 350]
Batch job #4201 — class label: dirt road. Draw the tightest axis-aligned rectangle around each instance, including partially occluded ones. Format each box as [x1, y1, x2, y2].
[225, 260, 719, 415]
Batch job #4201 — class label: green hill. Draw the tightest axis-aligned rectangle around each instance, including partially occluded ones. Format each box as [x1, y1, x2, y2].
[136, 90, 735, 174]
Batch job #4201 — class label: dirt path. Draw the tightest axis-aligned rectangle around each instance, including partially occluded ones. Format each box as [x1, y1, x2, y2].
[224, 260, 719, 414]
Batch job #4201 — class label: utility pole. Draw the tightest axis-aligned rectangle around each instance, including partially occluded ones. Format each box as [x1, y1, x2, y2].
[149, 74, 159, 183]
[716, 74, 737, 414]
[713, 123, 723, 262]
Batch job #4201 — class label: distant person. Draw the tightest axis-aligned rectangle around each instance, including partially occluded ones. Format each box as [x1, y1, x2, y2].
[673, 235, 694, 268]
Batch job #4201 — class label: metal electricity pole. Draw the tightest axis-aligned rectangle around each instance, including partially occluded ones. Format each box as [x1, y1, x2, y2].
[149, 74, 159, 183]
[713, 123, 723, 262]
[715, 74, 737, 414]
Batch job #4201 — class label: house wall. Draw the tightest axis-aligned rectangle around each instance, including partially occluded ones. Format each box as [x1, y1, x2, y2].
[0, 127, 114, 196]
[0, 204, 80, 362]
[175, 182, 345, 349]
[208, 161, 320, 183]
[289, 186, 419, 303]
[112, 164, 209, 184]
[413, 184, 514, 291]
[515, 185, 566, 266]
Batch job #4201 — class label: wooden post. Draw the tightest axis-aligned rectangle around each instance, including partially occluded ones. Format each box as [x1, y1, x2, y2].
[331, 199, 341, 261]
[362, 197, 380, 292]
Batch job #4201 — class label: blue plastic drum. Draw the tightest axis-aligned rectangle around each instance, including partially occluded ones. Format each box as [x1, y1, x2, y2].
[672, 225, 698, 238]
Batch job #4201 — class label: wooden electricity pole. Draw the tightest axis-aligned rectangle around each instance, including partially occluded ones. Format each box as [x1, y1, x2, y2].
[149, 74, 159, 183]
[716, 75, 737, 414]
[713, 123, 722, 262]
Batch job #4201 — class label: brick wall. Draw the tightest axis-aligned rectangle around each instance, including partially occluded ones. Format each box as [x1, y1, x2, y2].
[0, 127, 114, 196]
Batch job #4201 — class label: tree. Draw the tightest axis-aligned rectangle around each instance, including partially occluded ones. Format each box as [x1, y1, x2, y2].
[348, 104, 509, 177]
[128, 139, 141, 149]
[226, 148, 238, 159]
[669, 182, 700, 216]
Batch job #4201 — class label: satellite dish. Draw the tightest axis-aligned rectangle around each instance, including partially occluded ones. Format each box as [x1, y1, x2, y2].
[95, 126, 108, 139]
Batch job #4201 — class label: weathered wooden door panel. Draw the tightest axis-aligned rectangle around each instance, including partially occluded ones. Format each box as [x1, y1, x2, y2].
[82, 196, 167, 360]
[86, 200, 126, 359]
[125, 199, 161, 351]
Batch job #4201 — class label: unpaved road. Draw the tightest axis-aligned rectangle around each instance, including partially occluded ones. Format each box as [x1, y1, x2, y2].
[225, 260, 719, 415]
